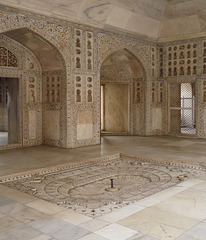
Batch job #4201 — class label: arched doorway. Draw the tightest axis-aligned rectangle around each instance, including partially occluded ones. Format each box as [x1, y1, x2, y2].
[100, 49, 145, 135]
[0, 77, 20, 145]
[0, 28, 67, 150]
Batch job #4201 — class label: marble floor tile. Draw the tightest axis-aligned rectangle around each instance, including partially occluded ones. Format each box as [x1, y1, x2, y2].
[97, 204, 145, 223]
[135, 186, 187, 207]
[126, 233, 158, 240]
[125, 232, 145, 240]
[0, 201, 50, 223]
[95, 223, 137, 240]
[0, 185, 36, 203]
[29, 218, 90, 240]
[193, 181, 206, 192]
[154, 193, 206, 221]
[176, 221, 206, 240]
[198, 174, 206, 181]
[0, 216, 23, 232]
[0, 202, 28, 215]
[0, 136, 206, 177]
[54, 209, 91, 225]
[165, 140, 195, 147]
[31, 234, 55, 240]
[78, 233, 109, 240]
[26, 199, 64, 215]
[79, 219, 110, 232]
[176, 233, 201, 240]
[118, 215, 184, 240]
[177, 179, 204, 188]
[0, 202, 49, 223]
[0, 195, 15, 207]
[13, 207, 51, 224]
[179, 188, 206, 200]
[120, 206, 198, 231]
[0, 224, 42, 240]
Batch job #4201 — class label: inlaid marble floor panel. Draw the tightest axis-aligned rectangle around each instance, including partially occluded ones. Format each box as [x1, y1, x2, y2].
[0, 136, 206, 239]
[1, 153, 205, 218]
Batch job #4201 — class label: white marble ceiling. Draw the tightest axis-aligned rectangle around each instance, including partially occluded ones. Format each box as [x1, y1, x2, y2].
[0, 0, 206, 39]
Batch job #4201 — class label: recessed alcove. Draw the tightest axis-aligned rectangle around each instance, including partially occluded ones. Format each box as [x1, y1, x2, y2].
[0, 29, 66, 149]
[100, 49, 145, 136]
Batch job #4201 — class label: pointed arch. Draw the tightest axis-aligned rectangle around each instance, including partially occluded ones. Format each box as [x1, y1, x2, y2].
[100, 48, 146, 136]
[0, 12, 70, 150]
[100, 48, 146, 81]
[2, 28, 66, 72]
[0, 11, 71, 68]
[99, 46, 147, 80]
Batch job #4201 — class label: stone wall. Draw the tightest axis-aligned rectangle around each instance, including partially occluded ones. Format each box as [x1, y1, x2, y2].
[104, 83, 129, 133]
[0, 34, 43, 150]
[156, 39, 206, 138]
[0, 5, 206, 151]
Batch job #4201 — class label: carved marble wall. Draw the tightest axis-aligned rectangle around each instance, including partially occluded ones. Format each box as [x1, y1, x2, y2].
[103, 83, 129, 133]
[70, 26, 99, 148]
[100, 47, 148, 136]
[157, 38, 206, 138]
[42, 70, 65, 147]
[77, 110, 93, 141]
[0, 34, 42, 150]
[1, 5, 206, 151]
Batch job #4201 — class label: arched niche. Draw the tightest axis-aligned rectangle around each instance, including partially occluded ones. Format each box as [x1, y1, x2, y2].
[100, 49, 146, 135]
[4, 28, 64, 71]
[0, 28, 67, 150]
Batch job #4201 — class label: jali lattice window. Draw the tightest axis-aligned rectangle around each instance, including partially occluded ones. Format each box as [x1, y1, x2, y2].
[0, 47, 18, 67]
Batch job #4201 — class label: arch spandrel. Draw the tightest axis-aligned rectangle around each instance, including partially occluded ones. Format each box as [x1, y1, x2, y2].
[0, 34, 24, 70]
[97, 34, 149, 79]
[0, 11, 71, 68]
[100, 48, 146, 81]
[0, 11, 70, 150]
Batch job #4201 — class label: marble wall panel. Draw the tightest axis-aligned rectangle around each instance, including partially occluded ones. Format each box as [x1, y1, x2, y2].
[135, 107, 141, 132]
[77, 110, 93, 140]
[43, 110, 60, 141]
[104, 83, 128, 133]
[28, 110, 37, 140]
[152, 108, 162, 130]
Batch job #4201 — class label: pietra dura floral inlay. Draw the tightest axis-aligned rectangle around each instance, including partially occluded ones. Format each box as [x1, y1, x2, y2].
[1, 153, 205, 217]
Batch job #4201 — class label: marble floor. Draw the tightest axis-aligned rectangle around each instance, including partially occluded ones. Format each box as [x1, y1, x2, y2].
[0, 136, 206, 240]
